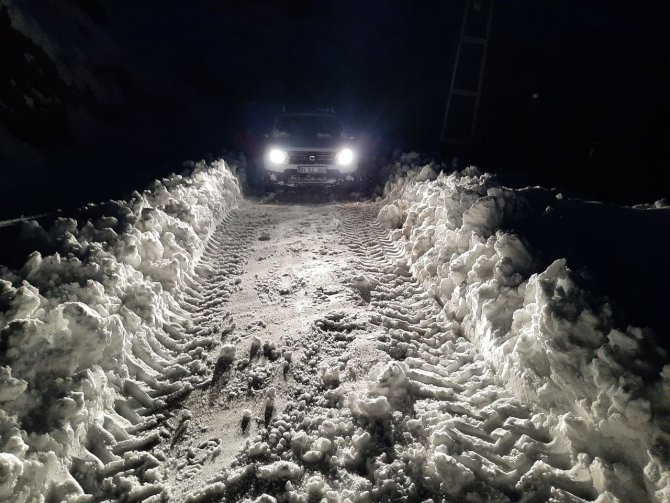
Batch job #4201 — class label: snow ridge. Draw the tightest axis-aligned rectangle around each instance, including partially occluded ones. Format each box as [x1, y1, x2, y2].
[378, 155, 670, 502]
[0, 160, 240, 500]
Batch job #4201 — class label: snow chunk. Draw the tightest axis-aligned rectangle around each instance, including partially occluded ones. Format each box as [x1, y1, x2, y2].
[350, 395, 391, 418]
[0, 453, 23, 499]
[424, 448, 475, 496]
[256, 461, 303, 480]
[378, 203, 403, 229]
[0, 367, 27, 402]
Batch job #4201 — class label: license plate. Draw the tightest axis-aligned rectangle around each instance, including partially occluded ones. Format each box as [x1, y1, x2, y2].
[298, 166, 327, 174]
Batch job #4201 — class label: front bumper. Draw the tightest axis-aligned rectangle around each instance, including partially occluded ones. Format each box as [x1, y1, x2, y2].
[266, 166, 356, 186]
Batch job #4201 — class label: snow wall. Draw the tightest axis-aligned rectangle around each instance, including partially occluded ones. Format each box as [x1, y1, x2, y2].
[378, 154, 670, 502]
[0, 160, 240, 500]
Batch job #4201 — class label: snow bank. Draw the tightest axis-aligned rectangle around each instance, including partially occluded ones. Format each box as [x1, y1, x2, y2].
[378, 155, 670, 502]
[0, 160, 240, 500]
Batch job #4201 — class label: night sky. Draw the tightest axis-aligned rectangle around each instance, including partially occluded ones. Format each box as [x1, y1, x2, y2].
[1, 0, 668, 218]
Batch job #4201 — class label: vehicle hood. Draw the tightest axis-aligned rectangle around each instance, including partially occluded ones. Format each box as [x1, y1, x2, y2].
[270, 134, 345, 149]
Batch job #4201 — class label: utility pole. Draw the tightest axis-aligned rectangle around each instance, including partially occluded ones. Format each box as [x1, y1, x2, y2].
[440, 0, 495, 149]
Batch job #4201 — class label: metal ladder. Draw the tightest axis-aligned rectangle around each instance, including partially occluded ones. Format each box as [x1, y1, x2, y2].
[440, 0, 495, 147]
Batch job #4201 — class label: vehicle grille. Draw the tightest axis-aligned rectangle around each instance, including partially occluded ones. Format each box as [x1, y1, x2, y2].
[289, 151, 336, 164]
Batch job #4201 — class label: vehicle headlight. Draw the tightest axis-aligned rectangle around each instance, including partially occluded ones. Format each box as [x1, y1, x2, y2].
[268, 148, 288, 164]
[336, 148, 354, 166]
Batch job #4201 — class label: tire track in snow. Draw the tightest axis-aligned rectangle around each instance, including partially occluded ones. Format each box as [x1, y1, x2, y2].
[172, 201, 384, 502]
[160, 204, 275, 493]
[175, 202, 395, 502]
[337, 204, 602, 502]
[82, 206, 259, 502]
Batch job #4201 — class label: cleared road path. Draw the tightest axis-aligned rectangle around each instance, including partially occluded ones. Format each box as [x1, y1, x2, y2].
[129, 201, 599, 502]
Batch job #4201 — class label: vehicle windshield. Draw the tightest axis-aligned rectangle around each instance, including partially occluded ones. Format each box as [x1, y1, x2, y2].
[273, 114, 344, 141]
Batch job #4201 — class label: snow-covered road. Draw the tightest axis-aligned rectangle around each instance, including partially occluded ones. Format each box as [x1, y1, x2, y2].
[163, 202, 602, 502]
[1, 159, 668, 502]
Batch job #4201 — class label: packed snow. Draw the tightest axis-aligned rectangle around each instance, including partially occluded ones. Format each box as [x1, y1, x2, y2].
[0, 155, 668, 502]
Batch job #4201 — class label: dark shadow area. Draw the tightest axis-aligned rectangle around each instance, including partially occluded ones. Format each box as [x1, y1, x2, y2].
[510, 189, 670, 342]
[1, 1, 666, 218]
[468, 1, 669, 206]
